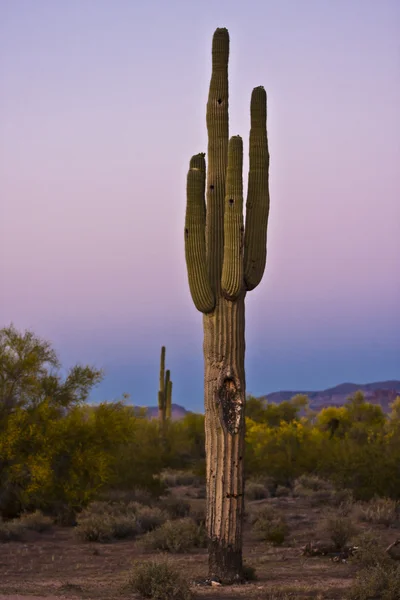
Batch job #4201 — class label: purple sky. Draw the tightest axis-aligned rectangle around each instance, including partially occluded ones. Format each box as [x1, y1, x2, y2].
[1, 0, 399, 411]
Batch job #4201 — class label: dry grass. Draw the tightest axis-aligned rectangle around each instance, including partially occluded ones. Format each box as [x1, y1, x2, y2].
[356, 497, 400, 528]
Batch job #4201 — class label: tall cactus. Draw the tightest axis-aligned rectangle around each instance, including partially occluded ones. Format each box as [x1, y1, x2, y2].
[184, 28, 270, 582]
[158, 346, 172, 424]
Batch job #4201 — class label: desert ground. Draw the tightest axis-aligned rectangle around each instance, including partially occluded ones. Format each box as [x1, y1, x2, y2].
[1, 477, 399, 600]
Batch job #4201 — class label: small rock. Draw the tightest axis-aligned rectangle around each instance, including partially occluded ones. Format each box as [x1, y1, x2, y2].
[211, 580, 222, 587]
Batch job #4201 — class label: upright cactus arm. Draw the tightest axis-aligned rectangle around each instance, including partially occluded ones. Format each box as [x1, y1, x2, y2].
[221, 135, 244, 300]
[206, 28, 229, 292]
[159, 346, 166, 396]
[244, 86, 270, 291]
[185, 154, 215, 313]
[166, 379, 172, 420]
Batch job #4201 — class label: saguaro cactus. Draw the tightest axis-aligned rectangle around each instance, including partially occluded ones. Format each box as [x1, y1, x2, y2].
[158, 346, 172, 424]
[184, 28, 270, 582]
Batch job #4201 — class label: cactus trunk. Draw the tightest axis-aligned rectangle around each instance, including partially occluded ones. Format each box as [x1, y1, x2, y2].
[184, 27, 270, 583]
[204, 295, 245, 580]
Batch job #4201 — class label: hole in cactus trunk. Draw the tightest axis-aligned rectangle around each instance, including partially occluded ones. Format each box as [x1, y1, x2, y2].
[185, 228, 189, 238]
[210, 185, 214, 190]
[229, 199, 234, 205]
[217, 98, 222, 104]
[218, 377, 243, 435]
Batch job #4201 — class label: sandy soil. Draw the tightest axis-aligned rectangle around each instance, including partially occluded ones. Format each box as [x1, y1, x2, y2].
[0, 494, 397, 599]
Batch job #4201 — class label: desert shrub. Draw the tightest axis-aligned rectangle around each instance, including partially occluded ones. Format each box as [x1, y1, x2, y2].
[79, 500, 125, 517]
[295, 474, 333, 492]
[348, 564, 400, 600]
[245, 481, 270, 501]
[293, 475, 334, 505]
[160, 496, 191, 519]
[322, 516, 358, 550]
[194, 486, 206, 499]
[275, 485, 291, 498]
[161, 470, 200, 488]
[357, 498, 399, 528]
[18, 510, 53, 532]
[190, 506, 206, 526]
[351, 531, 391, 569]
[242, 563, 257, 581]
[75, 512, 138, 542]
[251, 506, 288, 545]
[331, 489, 354, 510]
[100, 488, 156, 506]
[127, 560, 192, 600]
[74, 514, 115, 542]
[139, 518, 207, 553]
[0, 519, 26, 542]
[135, 506, 167, 533]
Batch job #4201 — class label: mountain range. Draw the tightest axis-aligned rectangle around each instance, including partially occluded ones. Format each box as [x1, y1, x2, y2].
[136, 380, 400, 419]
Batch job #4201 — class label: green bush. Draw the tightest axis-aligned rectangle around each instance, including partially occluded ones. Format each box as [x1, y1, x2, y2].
[18, 510, 53, 532]
[351, 531, 391, 569]
[0, 519, 26, 542]
[323, 516, 358, 550]
[348, 564, 400, 600]
[139, 518, 207, 553]
[251, 506, 288, 546]
[75, 513, 138, 542]
[135, 506, 167, 533]
[160, 496, 191, 519]
[275, 485, 291, 498]
[245, 481, 270, 501]
[127, 560, 192, 600]
[161, 470, 201, 488]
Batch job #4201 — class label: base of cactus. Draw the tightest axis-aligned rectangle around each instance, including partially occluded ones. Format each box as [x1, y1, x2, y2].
[208, 538, 244, 584]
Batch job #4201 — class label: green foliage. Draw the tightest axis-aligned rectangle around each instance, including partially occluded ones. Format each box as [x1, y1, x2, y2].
[139, 518, 207, 553]
[127, 560, 192, 600]
[245, 480, 270, 500]
[2, 325, 400, 527]
[322, 516, 358, 550]
[251, 506, 288, 546]
[18, 510, 53, 532]
[0, 518, 26, 542]
[245, 391, 400, 500]
[348, 564, 400, 600]
[160, 496, 191, 519]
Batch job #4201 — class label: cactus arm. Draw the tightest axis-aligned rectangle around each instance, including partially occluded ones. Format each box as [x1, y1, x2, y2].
[206, 27, 229, 292]
[244, 86, 270, 291]
[159, 346, 166, 397]
[185, 154, 215, 313]
[166, 379, 172, 420]
[158, 390, 165, 422]
[221, 136, 244, 300]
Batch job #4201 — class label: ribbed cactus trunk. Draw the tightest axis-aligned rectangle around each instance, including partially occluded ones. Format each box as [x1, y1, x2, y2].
[184, 28, 269, 582]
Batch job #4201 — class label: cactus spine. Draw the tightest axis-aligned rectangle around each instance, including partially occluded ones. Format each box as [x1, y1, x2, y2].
[184, 28, 270, 582]
[158, 346, 172, 424]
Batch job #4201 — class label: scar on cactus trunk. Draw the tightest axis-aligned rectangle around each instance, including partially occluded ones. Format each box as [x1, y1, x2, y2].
[184, 28, 270, 583]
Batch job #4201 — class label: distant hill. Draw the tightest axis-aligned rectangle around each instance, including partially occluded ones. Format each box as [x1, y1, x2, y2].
[134, 380, 400, 418]
[134, 403, 190, 420]
[260, 380, 400, 413]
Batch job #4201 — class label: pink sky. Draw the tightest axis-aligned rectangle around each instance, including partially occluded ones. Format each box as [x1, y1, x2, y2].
[1, 0, 399, 408]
